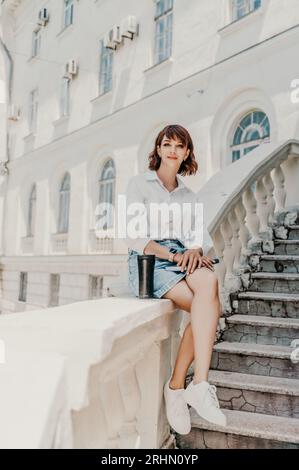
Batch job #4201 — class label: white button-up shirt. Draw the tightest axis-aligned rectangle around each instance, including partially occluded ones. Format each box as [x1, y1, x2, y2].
[124, 170, 213, 256]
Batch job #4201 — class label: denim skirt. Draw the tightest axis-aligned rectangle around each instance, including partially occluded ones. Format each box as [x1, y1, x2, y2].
[127, 239, 188, 299]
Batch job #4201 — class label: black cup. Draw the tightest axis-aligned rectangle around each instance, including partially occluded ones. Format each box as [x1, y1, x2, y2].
[137, 255, 155, 299]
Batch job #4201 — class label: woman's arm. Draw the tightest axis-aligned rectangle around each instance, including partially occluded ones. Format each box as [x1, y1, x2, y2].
[143, 240, 178, 260]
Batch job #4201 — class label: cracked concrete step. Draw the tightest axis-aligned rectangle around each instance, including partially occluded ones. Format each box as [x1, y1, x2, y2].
[237, 291, 299, 318]
[274, 239, 299, 255]
[222, 314, 299, 346]
[176, 409, 299, 449]
[286, 225, 299, 240]
[259, 254, 299, 274]
[249, 272, 299, 293]
[207, 370, 299, 418]
[211, 341, 299, 378]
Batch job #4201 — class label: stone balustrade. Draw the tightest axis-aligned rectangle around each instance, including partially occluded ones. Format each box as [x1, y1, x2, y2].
[0, 297, 185, 449]
[198, 139, 299, 312]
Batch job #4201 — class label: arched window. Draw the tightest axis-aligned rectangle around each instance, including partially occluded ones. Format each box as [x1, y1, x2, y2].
[27, 184, 36, 237]
[98, 159, 115, 229]
[58, 173, 70, 233]
[231, 110, 270, 162]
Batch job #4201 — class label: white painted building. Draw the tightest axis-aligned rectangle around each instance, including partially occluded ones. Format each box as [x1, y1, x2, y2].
[0, 0, 299, 313]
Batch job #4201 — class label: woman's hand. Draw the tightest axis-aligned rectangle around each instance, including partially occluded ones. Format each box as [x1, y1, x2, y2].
[174, 249, 214, 274]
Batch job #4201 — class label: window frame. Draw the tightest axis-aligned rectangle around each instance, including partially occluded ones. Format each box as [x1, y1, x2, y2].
[28, 88, 39, 133]
[57, 173, 71, 234]
[99, 39, 113, 96]
[63, 0, 74, 29]
[18, 272, 28, 302]
[230, 110, 270, 163]
[98, 159, 116, 230]
[154, 0, 174, 65]
[31, 28, 41, 58]
[231, 0, 262, 22]
[60, 77, 71, 117]
[49, 273, 60, 307]
[27, 184, 36, 237]
[89, 275, 104, 299]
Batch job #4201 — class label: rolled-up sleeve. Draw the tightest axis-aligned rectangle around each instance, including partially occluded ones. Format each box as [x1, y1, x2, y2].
[124, 177, 152, 255]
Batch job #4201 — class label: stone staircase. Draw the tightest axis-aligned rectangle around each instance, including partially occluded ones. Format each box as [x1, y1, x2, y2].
[177, 211, 299, 449]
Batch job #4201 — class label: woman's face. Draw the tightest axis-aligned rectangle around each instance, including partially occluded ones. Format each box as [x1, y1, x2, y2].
[157, 135, 189, 169]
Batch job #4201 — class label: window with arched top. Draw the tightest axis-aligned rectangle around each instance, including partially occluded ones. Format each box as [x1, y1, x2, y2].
[98, 159, 115, 229]
[27, 184, 36, 237]
[58, 173, 70, 233]
[231, 110, 270, 162]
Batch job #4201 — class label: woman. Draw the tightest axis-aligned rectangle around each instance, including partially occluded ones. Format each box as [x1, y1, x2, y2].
[125, 124, 227, 435]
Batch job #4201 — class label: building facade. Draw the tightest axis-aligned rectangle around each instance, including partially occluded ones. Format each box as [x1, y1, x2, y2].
[0, 0, 299, 313]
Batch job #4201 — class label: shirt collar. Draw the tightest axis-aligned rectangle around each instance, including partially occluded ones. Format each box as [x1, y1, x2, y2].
[145, 170, 186, 191]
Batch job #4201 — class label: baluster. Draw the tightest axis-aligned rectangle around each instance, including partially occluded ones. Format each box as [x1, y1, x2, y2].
[242, 186, 261, 251]
[212, 226, 226, 289]
[256, 176, 272, 240]
[263, 173, 275, 224]
[234, 198, 251, 267]
[220, 219, 242, 292]
[272, 165, 286, 212]
[118, 366, 141, 449]
[99, 378, 125, 449]
[228, 208, 242, 272]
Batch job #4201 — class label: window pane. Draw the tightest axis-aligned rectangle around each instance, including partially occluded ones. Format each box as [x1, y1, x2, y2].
[240, 113, 252, 129]
[58, 174, 70, 233]
[154, 2, 173, 64]
[232, 150, 240, 162]
[19, 272, 28, 302]
[231, 110, 270, 163]
[60, 78, 70, 117]
[99, 40, 113, 95]
[89, 275, 103, 299]
[49, 274, 60, 306]
[64, 0, 73, 27]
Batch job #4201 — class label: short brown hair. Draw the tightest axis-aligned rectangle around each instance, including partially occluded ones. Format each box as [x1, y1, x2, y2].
[148, 124, 198, 176]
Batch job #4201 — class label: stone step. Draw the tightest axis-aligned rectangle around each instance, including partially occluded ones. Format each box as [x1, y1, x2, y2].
[286, 225, 299, 240]
[248, 272, 299, 294]
[259, 255, 299, 274]
[176, 409, 299, 449]
[207, 370, 299, 418]
[211, 341, 299, 378]
[222, 314, 299, 346]
[237, 291, 299, 318]
[274, 240, 299, 255]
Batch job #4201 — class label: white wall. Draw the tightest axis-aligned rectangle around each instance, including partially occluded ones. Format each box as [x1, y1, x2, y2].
[1, 0, 299, 311]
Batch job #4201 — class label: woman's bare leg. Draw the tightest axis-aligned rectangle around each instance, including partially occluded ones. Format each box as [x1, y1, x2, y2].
[185, 268, 221, 384]
[163, 280, 194, 389]
[163, 269, 221, 388]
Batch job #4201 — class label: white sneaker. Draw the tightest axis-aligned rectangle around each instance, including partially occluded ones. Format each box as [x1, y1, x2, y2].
[183, 380, 227, 427]
[163, 378, 191, 435]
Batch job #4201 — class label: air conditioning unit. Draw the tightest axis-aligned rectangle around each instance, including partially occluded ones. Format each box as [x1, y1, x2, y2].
[120, 16, 138, 39]
[8, 104, 20, 121]
[103, 25, 122, 50]
[37, 8, 49, 26]
[64, 59, 78, 79]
